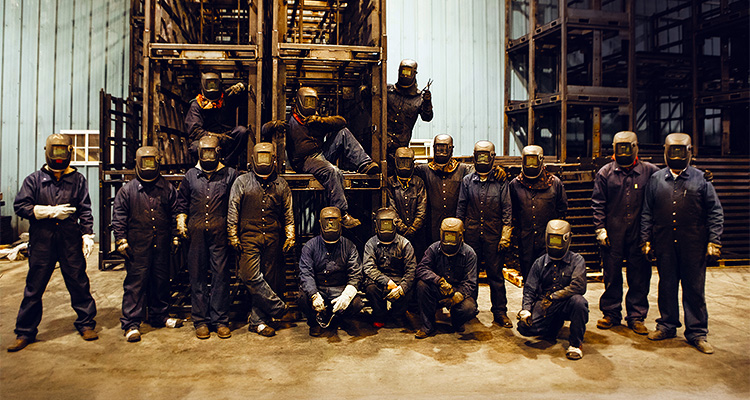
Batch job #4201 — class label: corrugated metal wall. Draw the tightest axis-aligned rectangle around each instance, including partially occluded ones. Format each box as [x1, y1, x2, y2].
[0, 0, 130, 239]
[387, 0, 512, 156]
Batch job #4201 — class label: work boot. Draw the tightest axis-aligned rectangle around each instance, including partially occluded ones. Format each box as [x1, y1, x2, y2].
[415, 329, 434, 339]
[566, 346, 583, 360]
[125, 327, 141, 343]
[309, 325, 324, 337]
[255, 324, 276, 337]
[494, 313, 513, 328]
[358, 161, 381, 175]
[195, 324, 210, 340]
[341, 213, 361, 229]
[647, 329, 676, 341]
[627, 320, 649, 335]
[217, 325, 231, 339]
[691, 339, 714, 354]
[80, 327, 99, 341]
[596, 316, 621, 329]
[7, 337, 33, 352]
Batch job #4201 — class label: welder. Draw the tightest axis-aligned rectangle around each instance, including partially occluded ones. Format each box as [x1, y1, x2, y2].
[386, 147, 428, 259]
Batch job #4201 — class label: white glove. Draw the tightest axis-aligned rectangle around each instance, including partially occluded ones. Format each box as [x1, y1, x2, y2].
[311, 292, 326, 313]
[176, 213, 188, 238]
[33, 204, 76, 220]
[385, 285, 404, 300]
[518, 309, 532, 326]
[82, 234, 95, 258]
[595, 228, 610, 247]
[331, 285, 357, 314]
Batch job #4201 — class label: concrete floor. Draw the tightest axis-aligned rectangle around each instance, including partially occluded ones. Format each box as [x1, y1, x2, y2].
[1, 246, 748, 400]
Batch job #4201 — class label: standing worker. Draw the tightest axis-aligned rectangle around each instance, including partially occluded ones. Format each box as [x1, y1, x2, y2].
[640, 133, 723, 354]
[112, 146, 183, 343]
[591, 131, 659, 334]
[509, 145, 567, 279]
[8, 134, 98, 352]
[177, 136, 239, 339]
[457, 140, 513, 328]
[227, 143, 294, 337]
[386, 147, 428, 259]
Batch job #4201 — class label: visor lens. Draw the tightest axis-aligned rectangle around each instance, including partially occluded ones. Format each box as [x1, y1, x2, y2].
[476, 153, 490, 163]
[443, 231, 457, 243]
[51, 145, 69, 158]
[668, 146, 687, 159]
[395, 157, 412, 169]
[257, 152, 272, 164]
[380, 219, 393, 231]
[524, 155, 538, 167]
[141, 157, 156, 169]
[615, 143, 632, 156]
[400, 67, 413, 77]
[323, 218, 339, 231]
[548, 234, 563, 246]
[303, 97, 318, 109]
[434, 144, 450, 155]
[200, 148, 217, 161]
[205, 80, 220, 91]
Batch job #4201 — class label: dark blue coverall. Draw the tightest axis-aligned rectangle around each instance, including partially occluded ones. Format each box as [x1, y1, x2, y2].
[509, 173, 568, 278]
[227, 171, 293, 328]
[298, 236, 364, 327]
[518, 252, 589, 347]
[13, 167, 97, 340]
[112, 177, 179, 330]
[362, 234, 417, 320]
[386, 174, 428, 259]
[177, 165, 238, 328]
[415, 162, 474, 243]
[640, 166, 723, 342]
[415, 242, 478, 332]
[457, 171, 512, 319]
[592, 160, 659, 324]
[386, 83, 433, 166]
[184, 94, 249, 168]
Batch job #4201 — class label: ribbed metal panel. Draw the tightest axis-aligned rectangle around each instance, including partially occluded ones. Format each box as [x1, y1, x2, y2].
[0, 0, 130, 239]
[386, 0, 508, 156]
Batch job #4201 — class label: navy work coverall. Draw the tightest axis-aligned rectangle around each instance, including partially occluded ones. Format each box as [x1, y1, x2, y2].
[386, 84, 433, 164]
[362, 234, 418, 320]
[457, 171, 512, 318]
[184, 94, 249, 168]
[415, 242, 478, 332]
[227, 171, 293, 328]
[592, 160, 659, 323]
[386, 175, 428, 258]
[13, 167, 97, 340]
[509, 172, 568, 278]
[280, 114, 373, 213]
[640, 166, 723, 342]
[518, 252, 589, 347]
[177, 165, 238, 328]
[112, 177, 179, 330]
[415, 162, 474, 243]
[298, 236, 364, 327]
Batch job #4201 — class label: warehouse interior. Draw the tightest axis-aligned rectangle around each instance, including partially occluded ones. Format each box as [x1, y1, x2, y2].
[1, 0, 749, 398]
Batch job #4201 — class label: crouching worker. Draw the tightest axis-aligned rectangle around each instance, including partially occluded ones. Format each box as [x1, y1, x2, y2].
[414, 218, 478, 339]
[113, 147, 184, 342]
[362, 208, 418, 328]
[298, 207, 364, 337]
[517, 219, 588, 360]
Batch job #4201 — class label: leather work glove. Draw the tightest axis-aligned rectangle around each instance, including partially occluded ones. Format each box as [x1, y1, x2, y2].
[706, 242, 721, 261]
[116, 239, 131, 261]
[422, 88, 432, 102]
[439, 291, 464, 308]
[404, 225, 417, 237]
[385, 285, 404, 301]
[311, 292, 326, 313]
[641, 241, 656, 262]
[228, 225, 241, 252]
[82, 234, 95, 259]
[283, 224, 295, 253]
[386, 279, 397, 290]
[331, 285, 357, 314]
[595, 228, 610, 247]
[499, 225, 512, 251]
[437, 277, 454, 297]
[225, 82, 245, 96]
[33, 204, 76, 220]
[305, 115, 323, 125]
[171, 237, 181, 255]
[176, 213, 188, 238]
[517, 309, 532, 327]
[540, 295, 553, 312]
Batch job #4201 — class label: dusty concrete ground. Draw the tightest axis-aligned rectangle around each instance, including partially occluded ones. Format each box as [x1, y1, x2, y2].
[1, 246, 748, 400]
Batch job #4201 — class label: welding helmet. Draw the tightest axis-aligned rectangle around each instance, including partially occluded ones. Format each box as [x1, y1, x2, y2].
[664, 133, 692, 171]
[252, 142, 276, 179]
[397, 59, 418, 88]
[612, 131, 638, 168]
[433, 134, 454, 166]
[136, 146, 160, 183]
[473, 140, 496, 175]
[320, 207, 342, 244]
[201, 71, 222, 101]
[546, 219, 572, 260]
[198, 135, 221, 172]
[295, 87, 320, 118]
[440, 217, 464, 257]
[394, 147, 415, 179]
[522, 145, 544, 179]
[375, 208, 399, 245]
[45, 134, 73, 172]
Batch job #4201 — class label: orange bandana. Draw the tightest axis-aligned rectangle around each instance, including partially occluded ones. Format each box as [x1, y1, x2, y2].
[196, 93, 224, 110]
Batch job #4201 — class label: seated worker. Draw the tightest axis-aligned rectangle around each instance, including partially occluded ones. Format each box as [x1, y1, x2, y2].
[517, 219, 588, 360]
[185, 71, 250, 169]
[386, 147, 428, 259]
[262, 87, 380, 229]
[414, 218, 478, 339]
[298, 207, 364, 337]
[362, 208, 418, 328]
